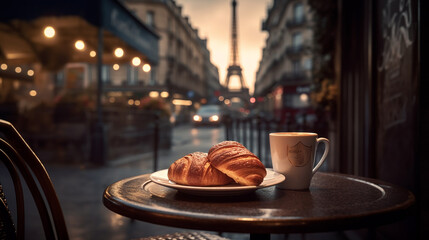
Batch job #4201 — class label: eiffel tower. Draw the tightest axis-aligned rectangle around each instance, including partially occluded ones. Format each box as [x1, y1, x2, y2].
[225, 0, 247, 92]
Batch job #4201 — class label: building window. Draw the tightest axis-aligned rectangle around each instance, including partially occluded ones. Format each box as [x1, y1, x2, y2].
[292, 32, 302, 48]
[304, 59, 313, 70]
[146, 11, 155, 27]
[292, 60, 301, 74]
[293, 2, 304, 22]
[167, 17, 172, 31]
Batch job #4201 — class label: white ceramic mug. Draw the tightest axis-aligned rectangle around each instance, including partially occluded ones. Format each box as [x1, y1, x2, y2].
[270, 132, 330, 190]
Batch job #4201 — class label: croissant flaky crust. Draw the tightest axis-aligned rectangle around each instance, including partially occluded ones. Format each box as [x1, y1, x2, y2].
[208, 141, 267, 186]
[168, 152, 233, 186]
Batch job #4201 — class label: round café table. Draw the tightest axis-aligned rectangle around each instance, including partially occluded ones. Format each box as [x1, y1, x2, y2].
[103, 171, 415, 239]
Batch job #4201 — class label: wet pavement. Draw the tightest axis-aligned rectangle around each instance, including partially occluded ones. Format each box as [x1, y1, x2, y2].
[2, 124, 351, 240]
[47, 125, 226, 240]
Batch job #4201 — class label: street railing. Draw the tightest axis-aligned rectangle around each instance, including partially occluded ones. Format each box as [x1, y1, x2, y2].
[223, 114, 313, 167]
[99, 108, 171, 171]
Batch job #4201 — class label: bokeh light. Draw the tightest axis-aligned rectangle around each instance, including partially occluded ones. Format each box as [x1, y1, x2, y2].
[142, 63, 151, 72]
[114, 48, 124, 58]
[149, 91, 159, 98]
[132, 57, 141, 66]
[29, 90, 37, 97]
[160, 91, 169, 98]
[75, 40, 85, 50]
[44, 26, 55, 38]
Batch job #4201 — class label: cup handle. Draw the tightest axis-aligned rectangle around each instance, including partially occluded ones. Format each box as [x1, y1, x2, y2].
[312, 138, 330, 175]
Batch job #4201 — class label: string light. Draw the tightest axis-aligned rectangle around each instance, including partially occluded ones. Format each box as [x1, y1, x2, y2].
[15, 67, 22, 73]
[114, 48, 124, 58]
[0, 64, 7, 70]
[113, 64, 120, 70]
[44, 26, 55, 38]
[90, 51, 96, 57]
[132, 57, 141, 66]
[142, 63, 151, 72]
[27, 69, 34, 76]
[75, 40, 85, 50]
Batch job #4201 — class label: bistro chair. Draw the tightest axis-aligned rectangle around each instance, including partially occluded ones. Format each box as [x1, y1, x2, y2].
[0, 119, 69, 240]
[0, 119, 228, 240]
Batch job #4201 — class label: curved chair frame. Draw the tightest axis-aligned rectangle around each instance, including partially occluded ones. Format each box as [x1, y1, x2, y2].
[0, 119, 69, 240]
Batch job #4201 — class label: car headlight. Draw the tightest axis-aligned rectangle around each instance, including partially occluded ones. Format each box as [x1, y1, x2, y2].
[209, 115, 219, 122]
[193, 115, 202, 122]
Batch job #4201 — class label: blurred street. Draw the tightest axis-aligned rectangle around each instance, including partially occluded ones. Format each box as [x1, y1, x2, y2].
[44, 124, 226, 240]
[0, 0, 424, 238]
[3, 124, 346, 240]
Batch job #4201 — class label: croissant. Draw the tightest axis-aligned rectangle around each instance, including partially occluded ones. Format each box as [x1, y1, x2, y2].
[168, 152, 233, 186]
[208, 141, 267, 186]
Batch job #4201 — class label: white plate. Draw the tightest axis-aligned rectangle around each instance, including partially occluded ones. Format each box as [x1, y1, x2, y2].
[149, 168, 285, 196]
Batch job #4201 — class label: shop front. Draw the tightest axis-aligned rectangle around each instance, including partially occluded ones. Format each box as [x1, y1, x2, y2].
[0, 0, 162, 164]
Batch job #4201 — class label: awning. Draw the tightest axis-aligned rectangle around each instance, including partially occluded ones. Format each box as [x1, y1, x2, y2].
[0, 0, 159, 71]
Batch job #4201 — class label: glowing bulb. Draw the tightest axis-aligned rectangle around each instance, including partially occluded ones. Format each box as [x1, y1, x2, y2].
[44, 26, 55, 38]
[300, 93, 309, 102]
[75, 40, 85, 50]
[114, 48, 124, 58]
[160, 91, 169, 98]
[27, 69, 34, 76]
[128, 99, 134, 105]
[29, 90, 37, 96]
[142, 63, 151, 72]
[15, 67, 22, 73]
[90, 51, 96, 57]
[0, 64, 7, 70]
[134, 100, 141, 106]
[113, 64, 120, 71]
[149, 91, 159, 98]
[131, 57, 141, 66]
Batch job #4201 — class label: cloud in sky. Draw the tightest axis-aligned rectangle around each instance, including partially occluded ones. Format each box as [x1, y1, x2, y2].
[175, 0, 272, 94]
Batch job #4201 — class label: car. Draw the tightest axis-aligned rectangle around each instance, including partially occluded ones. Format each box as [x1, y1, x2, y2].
[192, 105, 223, 126]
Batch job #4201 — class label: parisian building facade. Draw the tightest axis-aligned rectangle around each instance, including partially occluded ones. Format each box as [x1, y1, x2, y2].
[254, 0, 314, 124]
[124, 0, 221, 110]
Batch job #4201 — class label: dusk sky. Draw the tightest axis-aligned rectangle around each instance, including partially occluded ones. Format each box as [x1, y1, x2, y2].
[175, 0, 272, 94]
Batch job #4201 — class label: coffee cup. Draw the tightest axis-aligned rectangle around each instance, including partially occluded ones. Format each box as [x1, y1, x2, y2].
[269, 132, 329, 190]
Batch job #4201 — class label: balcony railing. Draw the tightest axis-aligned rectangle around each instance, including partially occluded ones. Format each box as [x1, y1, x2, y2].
[285, 45, 309, 56]
[286, 17, 307, 28]
[280, 71, 311, 85]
